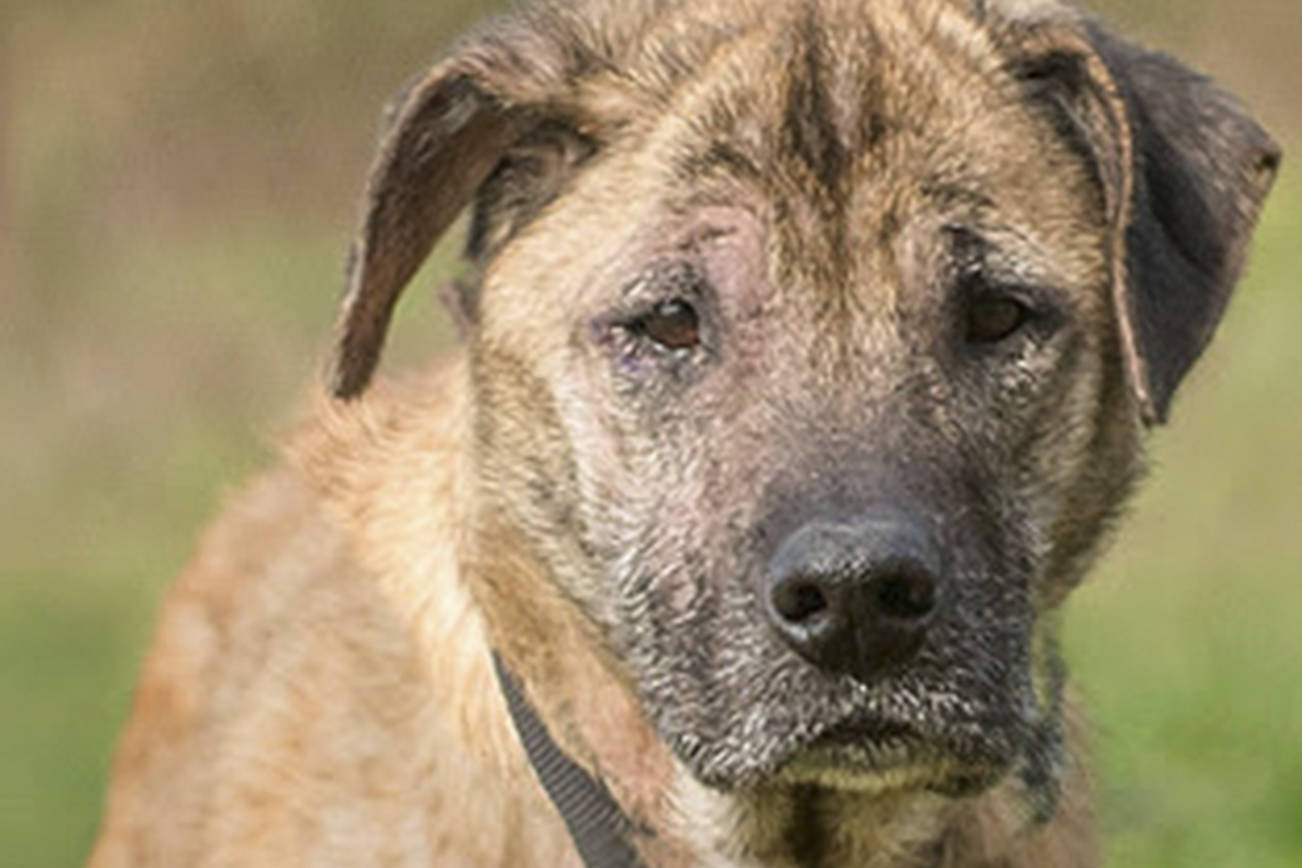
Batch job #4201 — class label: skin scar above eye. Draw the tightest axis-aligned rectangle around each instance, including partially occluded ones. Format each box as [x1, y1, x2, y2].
[678, 224, 740, 250]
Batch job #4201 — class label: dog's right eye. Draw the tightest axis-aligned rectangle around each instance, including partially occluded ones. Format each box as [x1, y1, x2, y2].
[631, 299, 701, 351]
[965, 294, 1031, 345]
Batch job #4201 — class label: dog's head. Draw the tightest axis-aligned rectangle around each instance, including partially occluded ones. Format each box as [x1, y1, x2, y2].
[329, 0, 1277, 803]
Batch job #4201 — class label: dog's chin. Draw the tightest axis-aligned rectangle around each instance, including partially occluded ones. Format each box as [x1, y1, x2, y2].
[676, 715, 1016, 798]
[770, 732, 1009, 798]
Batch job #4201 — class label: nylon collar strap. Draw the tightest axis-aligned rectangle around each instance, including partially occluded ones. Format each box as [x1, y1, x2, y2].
[492, 653, 647, 868]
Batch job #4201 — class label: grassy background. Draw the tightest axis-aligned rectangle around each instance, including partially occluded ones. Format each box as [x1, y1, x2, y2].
[2, 1, 1298, 865]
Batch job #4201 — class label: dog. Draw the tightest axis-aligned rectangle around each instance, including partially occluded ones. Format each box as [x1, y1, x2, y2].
[90, 0, 1279, 865]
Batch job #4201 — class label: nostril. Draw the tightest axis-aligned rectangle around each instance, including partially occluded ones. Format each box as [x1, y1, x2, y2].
[872, 565, 938, 621]
[773, 580, 829, 624]
[765, 517, 944, 680]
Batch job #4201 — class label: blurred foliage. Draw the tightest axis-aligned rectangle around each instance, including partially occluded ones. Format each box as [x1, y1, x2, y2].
[1, 0, 1298, 865]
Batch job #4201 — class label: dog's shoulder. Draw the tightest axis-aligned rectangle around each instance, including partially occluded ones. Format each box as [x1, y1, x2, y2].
[90, 464, 376, 864]
[92, 353, 576, 866]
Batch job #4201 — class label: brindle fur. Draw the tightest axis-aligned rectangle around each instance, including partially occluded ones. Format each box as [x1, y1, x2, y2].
[91, 0, 1277, 865]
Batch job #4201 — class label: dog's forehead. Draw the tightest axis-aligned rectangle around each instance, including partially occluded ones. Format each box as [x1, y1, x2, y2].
[609, 0, 1101, 281]
[564, 0, 1076, 101]
[576, 0, 1084, 207]
[655, 1, 1015, 180]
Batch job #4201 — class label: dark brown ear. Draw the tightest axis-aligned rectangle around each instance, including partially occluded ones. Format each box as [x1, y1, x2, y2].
[329, 68, 516, 399]
[1009, 20, 1280, 424]
[328, 20, 596, 399]
[1089, 24, 1281, 423]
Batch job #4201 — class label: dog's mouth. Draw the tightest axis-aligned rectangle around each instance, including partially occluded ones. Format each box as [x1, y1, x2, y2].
[770, 714, 1013, 797]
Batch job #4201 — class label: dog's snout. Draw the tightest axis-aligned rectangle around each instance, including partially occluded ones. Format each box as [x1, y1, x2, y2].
[765, 514, 943, 682]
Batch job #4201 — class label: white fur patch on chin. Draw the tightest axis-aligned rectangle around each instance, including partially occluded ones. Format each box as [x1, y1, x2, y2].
[771, 736, 993, 794]
[775, 757, 943, 795]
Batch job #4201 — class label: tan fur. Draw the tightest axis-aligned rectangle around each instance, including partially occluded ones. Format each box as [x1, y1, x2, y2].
[93, 360, 576, 867]
[92, 0, 1276, 864]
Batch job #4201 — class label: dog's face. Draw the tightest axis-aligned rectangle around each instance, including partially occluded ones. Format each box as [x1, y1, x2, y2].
[466, 5, 1127, 796]
[331, 0, 1277, 803]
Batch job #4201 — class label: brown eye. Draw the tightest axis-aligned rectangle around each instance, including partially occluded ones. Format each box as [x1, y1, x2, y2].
[966, 295, 1029, 344]
[637, 299, 700, 350]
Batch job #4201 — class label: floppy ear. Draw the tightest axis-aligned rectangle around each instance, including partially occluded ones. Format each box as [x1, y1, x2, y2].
[329, 24, 597, 399]
[1009, 20, 1280, 424]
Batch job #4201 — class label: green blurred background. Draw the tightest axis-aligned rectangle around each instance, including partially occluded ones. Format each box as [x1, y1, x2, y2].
[1, 1, 1298, 865]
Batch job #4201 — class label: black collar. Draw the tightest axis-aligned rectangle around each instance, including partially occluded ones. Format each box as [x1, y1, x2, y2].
[492, 653, 647, 868]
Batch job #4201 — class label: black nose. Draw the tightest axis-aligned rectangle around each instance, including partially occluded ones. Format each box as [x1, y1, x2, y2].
[765, 514, 943, 682]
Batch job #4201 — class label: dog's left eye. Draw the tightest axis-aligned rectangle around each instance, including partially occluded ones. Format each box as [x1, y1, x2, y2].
[965, 294, 1031, 344]
[632, 299, 701, 351]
